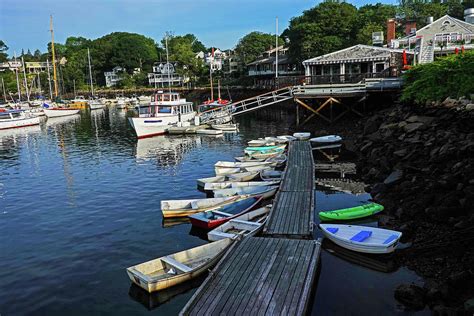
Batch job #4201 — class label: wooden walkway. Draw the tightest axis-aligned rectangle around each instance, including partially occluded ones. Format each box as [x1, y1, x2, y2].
[263, 141, 315, 238]
[180, 237, 321, 316]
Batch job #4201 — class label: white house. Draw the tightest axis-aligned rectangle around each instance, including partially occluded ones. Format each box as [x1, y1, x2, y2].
[390, 12, 474, 64]
[148, 62, 184, 87]
[104, 66, 124, 87]
[196, 48, 227, 71]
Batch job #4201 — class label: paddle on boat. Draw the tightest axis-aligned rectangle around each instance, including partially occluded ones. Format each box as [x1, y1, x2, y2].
[188, 196, 262, 229]
[207, 205, 271, 241]
[126, 238, 233, 293]
[319, 224, 402, 254]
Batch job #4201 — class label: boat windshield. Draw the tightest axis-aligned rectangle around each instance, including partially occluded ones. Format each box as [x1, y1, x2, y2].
[138, 105, 175, 116]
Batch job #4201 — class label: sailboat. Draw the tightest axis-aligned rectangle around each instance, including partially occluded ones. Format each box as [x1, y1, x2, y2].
[87, 48, 105, 110]
[43, 15, 80, 118]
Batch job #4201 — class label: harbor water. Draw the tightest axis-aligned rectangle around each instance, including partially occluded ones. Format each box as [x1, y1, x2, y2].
[0, 106, 427, 315]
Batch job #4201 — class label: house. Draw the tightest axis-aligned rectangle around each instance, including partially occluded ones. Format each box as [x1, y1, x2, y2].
[389, 11, 474, 64]
[104, 66, 124, 87]
[196, 48, 227, 71]
[302, 45, 414, 83]
[0, 60, 22, 72]
[222, 49, 239, 76]
[24, 62, 50, 74]
[247, 46, 301, 77]
[148, 62, 184, 87]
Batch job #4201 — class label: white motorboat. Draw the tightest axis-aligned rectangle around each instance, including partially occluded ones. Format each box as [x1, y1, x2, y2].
[129, 91, 196, 138]
[293, 132, 311, 140]
[310, 135, 343, 144]
[319, 224, 402, 254]
[0, 110, 41, 130]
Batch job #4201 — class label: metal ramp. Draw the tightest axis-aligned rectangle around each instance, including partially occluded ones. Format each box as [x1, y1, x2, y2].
[198, 87, 293, 124]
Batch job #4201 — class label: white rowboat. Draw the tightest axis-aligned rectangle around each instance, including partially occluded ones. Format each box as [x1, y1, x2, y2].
[293, 132, 311, 140]
[310, 135, 342, 144]
[44, 108, 80, 118]
[207, 206, 271, 241]
[213, 185, 278, 199]
[161, 196, 241, 218]
[319, 224, 402, 254]
[203, 180, 280, 191]
[212, 123, 237, 131]
[260, 169, 283, 181]
[126, 238, 233, 293]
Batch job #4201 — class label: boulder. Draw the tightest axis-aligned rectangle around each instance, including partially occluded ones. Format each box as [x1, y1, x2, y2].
[370, 183, 387, 196]
[465, 104, 474, 111]
[394, 284, 426, 310]
[363, 116, 381, 135]
[406, 115, 435, 125]
[393, 148, 408, 157]
[384, 169, 404, 185]
[442, 97, 458, 108]
[465, 298, 474, 313]
[404, 122, 425, 133]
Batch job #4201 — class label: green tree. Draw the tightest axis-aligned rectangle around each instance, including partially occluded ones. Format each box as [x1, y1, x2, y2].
[0, 40, 9, 62]
[356, 22, 384, 45]
[235, 32, 284, 65]
[286, 2, 358, 62]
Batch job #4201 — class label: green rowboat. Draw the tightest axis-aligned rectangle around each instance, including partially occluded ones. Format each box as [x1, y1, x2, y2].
[318, 203, 384, 221]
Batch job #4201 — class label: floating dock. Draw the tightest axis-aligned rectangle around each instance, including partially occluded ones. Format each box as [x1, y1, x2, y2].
[263, 140, 315, 238]
[180, 140, 320, 315]
[180, 237, 321, 316]
[168, 124, 209, 134]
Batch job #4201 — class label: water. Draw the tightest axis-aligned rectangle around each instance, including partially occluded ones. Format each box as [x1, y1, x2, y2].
[0, 107, 427, 315]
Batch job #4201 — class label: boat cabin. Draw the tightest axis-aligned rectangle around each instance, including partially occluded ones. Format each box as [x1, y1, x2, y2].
[138, 92, 194, 117]
[0, 109, 24, 120]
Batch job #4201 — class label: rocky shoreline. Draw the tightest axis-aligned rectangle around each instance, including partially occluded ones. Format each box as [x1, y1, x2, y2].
[308, 98, 474, 314]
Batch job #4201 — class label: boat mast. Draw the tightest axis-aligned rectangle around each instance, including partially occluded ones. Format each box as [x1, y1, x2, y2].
[1, 78, 7, 102]
[50, 15, 59, 98]
[37, 72, 42, 97]
[73, 79, 76, 98]
[21, 56, 30, 102]
[210, 48, 214, 100]
[165, 35, 171, 94]
[87, 48, 94, 97]
[14, 52, 21, 101]
[275, 16, 279, 80]
[46, 59, 53, 100]
[218, 79, 221, 100]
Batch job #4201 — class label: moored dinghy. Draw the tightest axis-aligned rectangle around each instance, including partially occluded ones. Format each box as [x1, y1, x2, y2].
[227, 170, 260, 182]
[213, 185, 278, 199]
[248, 139, 272, 147]
[196, 175, 225, 189]
[319, 203, 384, 221]
[310, 135, 343, 144]
[211, 123, 237, 131]
[234, 156, 266, 162]
[265, 154, 287, 167]
[203, 180, 280, 191]
[161, 196, 241, 218]
[319, 224, 402, 254]
[293, 132, 311, 140]
[260, 169, 283, 181]
[188, 196, 262, 229]
[126, 238, 233, 293]
[214, 161, 273, 175]
[207, 205, 272, 241]
[277, 135, 296, 142]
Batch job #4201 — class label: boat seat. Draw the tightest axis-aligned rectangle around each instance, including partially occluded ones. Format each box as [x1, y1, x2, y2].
[383, 234, 399, 244]
[350, 230, 372, 242]
[161, 256, 192, 273]
[231, 219, 260, 226]
[326, 227, 339, 234]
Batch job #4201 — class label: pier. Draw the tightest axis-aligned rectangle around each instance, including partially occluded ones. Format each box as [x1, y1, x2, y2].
[180, 140, 320, 315]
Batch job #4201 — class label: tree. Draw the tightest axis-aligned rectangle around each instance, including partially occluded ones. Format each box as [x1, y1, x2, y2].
[235, 32, 284, 65]
[286, 2, 359, 62]
[356, 22, 385, 45]
[0, 40, 8, 62]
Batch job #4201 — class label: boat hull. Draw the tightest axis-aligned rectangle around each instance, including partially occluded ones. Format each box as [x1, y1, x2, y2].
[0, 116, 41, 130]
[129, 112, 196, 139]
[44, 108, 80, 118]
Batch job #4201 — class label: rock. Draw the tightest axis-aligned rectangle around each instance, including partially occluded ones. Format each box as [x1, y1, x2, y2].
[393, 148, 408, 157]
[442, 97, 458, 108]
[465, 104, 474, 111]
[394, 284, 426, 310]
[404, 122, 425, 133]
[364, 116, 381, 135]
[406, 115, 435, 125]
[432, 305, 461, 315]
[448, 271, 471, 288]
[384, 169, 404, 185]
[370, 183, 387, 196]
[465, 298, 474, 312]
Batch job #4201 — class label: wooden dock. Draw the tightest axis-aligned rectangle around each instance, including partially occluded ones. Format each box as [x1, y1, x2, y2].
[263, 141, 315, 238]
[180, 140, 320, 315]
[180, 237, 321, 316]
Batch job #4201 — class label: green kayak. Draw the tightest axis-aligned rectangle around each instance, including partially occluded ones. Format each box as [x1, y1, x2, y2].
[318, 203, 384, 221]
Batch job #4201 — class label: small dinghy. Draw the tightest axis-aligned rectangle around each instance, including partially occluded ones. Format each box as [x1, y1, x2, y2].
[293, 132, 311, 140]
[207, 205, 271, 241]
[214, 167, 242, 176]
[212, 123, 237, 131]
[264, 137, 287, 144]
[277, 135, 296, 142]
[227, 171, 260, 182]
[319, 203, 384, 221]
[248, 139, 273, 147]
[244, 145, 286, 156]
[234, 156, 266, 162]
[196, 176, 226, 189]
[319, 224, 402, 254]
[265, 154, 287, 167]
[215, 161, 273, 175]
[161, 196, 242, 218]
[204, 180, 280, 191]
[126, 238, 233, 293]
[213, 185, 278, 199]
[196, 129, 223, 135]
[260, 169, 283, 181]
[310, 135, 343, 144]
[188, 196, 262, 229]
[250, 151, 282, 160]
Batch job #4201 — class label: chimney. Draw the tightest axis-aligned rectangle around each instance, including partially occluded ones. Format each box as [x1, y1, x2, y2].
[465, 8, 474, 24]
[386, 19, 396, 46]
[404, 20, 417, 36]
[427, 16, 433, 24]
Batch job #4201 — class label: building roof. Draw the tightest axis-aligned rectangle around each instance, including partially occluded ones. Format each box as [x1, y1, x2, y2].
[302, 44, 414, 65]
[416, 14, 474, 35]
[247, 55, 290, 66]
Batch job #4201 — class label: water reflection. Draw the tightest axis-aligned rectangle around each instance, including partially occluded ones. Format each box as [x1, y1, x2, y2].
[135, 136, 201, 167]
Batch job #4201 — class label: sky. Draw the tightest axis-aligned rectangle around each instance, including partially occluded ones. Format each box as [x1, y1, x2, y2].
[0, 0, 397, 56]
